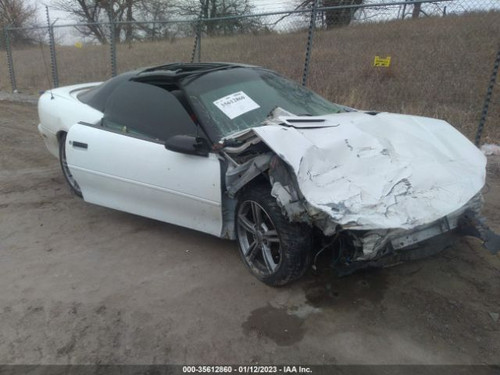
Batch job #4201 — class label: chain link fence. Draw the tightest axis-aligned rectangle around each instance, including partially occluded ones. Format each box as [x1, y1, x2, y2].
[1, 0, 499, 143]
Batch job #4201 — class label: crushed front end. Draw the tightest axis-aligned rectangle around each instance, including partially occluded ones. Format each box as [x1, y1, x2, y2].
[320, 193, 500, 275]
[220, 109, 499, 276]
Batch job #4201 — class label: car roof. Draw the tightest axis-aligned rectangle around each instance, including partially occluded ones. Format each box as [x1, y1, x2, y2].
[138, 62, 256, 77]
[133, 62, 259, 85]
[78, 62, 263, 114]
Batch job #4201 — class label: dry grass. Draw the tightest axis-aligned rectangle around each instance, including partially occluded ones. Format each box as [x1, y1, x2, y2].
[1, 12, 499, 142]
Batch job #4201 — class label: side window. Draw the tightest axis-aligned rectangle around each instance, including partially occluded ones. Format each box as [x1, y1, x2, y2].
[102, 81, 198, 142]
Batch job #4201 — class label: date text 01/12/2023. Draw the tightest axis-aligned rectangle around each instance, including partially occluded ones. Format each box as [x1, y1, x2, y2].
[182, 365, 313, 373]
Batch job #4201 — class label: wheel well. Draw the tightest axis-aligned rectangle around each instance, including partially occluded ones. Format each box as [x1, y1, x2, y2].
[235, 173, 270, 197]
[57, 131, 67, 144]
[221, 172, 271, 240]
[55, 131, 67, 161]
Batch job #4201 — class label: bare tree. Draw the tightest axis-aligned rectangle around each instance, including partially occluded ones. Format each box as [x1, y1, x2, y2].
[53, 0, 151, 43]
[0, 0, 38, 46]
[298, 0, 363, 28]
[54, 0, 259, 42]
[53, 0, 109, 43]
[412, 1, 421, 18]
[176, 0, 261, 36]
[134, 0, 175, 40]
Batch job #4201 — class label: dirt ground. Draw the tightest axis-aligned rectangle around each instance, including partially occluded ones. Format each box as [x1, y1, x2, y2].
[0, 100, 499, 365]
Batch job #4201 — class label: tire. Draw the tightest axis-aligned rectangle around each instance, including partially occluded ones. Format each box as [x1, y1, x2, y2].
[59, 132, 83, 197]
[236, 184, 312, 286]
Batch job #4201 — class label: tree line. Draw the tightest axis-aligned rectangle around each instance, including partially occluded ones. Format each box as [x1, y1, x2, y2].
[1, 0, 365, 46]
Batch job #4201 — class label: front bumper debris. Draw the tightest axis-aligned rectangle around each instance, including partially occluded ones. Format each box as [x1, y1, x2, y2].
[458, 210, 500, 254]
[331, 196, 499, 276]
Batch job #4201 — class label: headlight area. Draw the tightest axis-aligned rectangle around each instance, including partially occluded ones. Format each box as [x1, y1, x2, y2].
[316, 193, 499, 276]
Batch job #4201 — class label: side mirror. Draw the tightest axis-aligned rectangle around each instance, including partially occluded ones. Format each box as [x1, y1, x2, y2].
[164, 135, 210, 157]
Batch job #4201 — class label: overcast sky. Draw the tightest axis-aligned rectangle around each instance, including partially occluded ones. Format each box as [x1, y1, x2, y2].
[26, 0, 294, 44]
[31, 0, 293, 26]
[28, 0, 499, 45]
[30, 0, 500, 26]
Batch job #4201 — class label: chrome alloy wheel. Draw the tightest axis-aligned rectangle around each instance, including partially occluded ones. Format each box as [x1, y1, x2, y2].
[237, 200, 282, 275]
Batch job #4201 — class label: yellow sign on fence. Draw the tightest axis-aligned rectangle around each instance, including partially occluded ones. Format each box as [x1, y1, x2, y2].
[373, 56, 391, 67]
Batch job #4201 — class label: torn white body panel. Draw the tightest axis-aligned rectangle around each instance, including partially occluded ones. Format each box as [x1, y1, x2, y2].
[230, 111, 486, 231]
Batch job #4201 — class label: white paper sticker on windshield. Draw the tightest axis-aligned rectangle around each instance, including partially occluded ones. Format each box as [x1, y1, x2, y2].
[213, 91, 260, 119]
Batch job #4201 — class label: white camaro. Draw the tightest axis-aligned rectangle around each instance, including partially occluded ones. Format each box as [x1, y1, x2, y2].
[37, 63, 498, 285]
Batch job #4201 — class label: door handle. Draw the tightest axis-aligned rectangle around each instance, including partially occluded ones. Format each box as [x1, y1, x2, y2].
[71, 141, 88, 149]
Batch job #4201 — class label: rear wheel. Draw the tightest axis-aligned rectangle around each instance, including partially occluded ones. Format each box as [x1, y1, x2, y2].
[236, 185, 312, 286]
[59, 132, 82, 197]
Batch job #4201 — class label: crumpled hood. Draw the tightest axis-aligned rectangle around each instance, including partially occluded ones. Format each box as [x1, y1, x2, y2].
[236, 111, 486, 230]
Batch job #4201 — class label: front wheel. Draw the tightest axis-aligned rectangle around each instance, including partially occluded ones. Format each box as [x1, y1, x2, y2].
[59, 132, 82, 197]
[236, 185, 312, 286]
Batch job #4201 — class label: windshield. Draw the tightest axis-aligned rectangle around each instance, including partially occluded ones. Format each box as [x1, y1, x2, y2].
[183, 67, 345, 139]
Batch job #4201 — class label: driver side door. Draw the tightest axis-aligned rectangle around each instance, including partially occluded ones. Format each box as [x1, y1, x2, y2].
[66, 81, 223, 237]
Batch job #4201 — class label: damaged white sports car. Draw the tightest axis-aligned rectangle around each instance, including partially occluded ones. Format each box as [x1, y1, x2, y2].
[38, 63, 499, 285]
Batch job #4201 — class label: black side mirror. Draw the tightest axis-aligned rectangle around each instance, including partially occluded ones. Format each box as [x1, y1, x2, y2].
[164, 135, 210, 157]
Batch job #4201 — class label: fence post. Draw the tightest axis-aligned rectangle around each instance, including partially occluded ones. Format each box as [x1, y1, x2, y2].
[3, 26, 17, 93]
[196, 19, 202, 63]
[191, 0, 206, 63]
[109, 7, 117, 77]
[475, 46, 500, 146]
[302, 0, 318, 86]
[46, 6, 59, 88]
[190, 21, 201, 63]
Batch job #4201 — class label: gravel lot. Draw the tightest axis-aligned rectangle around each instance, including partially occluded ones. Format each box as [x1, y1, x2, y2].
[0, 100, 499, 365]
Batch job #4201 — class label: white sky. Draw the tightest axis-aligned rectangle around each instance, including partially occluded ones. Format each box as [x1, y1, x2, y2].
[29, 0, 499, 44]
[31, 0, 74, 24]
[28, 0, 292, 44]
[31, 0, 291, 26]
[31, 0, 500, 25]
